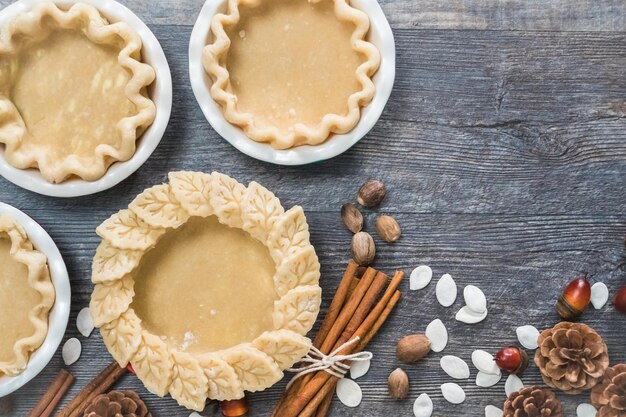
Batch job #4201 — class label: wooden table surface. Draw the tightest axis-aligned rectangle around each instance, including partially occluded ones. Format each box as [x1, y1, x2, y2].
[1, 0, 625, 416]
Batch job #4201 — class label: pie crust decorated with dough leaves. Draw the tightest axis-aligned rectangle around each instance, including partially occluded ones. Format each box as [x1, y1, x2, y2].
[0, 2, 156, 183]
[202, 0, 381, 149]
[90, 172, 321, 411]
[0, 215, 55, 376]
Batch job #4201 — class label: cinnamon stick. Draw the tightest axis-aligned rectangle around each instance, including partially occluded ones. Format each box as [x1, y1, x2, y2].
[27, 368, 74, 417]
[312, 261, 359, 349]
[55, 361, 127, 417]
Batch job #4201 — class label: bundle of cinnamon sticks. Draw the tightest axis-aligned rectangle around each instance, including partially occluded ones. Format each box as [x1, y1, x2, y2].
[27, 361, 126, 417]
[272, 261, 404, 417]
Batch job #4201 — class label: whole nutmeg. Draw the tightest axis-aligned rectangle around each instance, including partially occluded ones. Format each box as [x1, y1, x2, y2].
[357, 179, 386, 208]
[375, 215, 401, 242]
[388, 368, 409, 400]
[351, 232, 376, 266]
[396, 334, 431, 363]
[341, 203, 363, 234]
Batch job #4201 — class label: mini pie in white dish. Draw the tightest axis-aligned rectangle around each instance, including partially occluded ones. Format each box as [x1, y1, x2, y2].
[90, 171, 322, 411]
[0, 214, 55, 377]
[0, 2, 156, 183]
[202, 0, 381, 149]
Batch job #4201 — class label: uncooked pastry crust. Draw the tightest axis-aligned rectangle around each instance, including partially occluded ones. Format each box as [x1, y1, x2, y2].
[202, 0, 380, 149]
[0, 2, 156, 183]
[90, 171, 321, 411]
[0, 215, 55, 376]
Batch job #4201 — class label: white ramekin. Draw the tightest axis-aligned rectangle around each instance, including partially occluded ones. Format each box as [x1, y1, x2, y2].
[189, 0, 395, 165]
[0, 0, 172, 198]
[0, 202, 70, 397]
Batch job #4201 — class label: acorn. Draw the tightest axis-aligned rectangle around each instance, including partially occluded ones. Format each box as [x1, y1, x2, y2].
[555, 276, 591, 320]
[220, 398, 248, 417]
[614, 285, 626, 314]
[494, 346, 529, 374]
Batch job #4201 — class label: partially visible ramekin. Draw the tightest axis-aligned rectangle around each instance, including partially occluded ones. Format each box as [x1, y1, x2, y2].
[0, 0, 172, 198]
[189, 0, 395, 166]
[0, 202, 70, 397]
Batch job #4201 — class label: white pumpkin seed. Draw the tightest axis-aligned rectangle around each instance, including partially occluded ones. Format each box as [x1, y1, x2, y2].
[440, 383, 465, 404]
[505, 374, 524, 397]
[349, 359, 370, 380]
[485, 405, 503, 417]
[189, 413, 202, 417]
[576, 403, 598, 417]
[436, 274, 457, 307]
[476, 371, 502, 387]
[471, 350, 499, 375]
[425, 319, 448, 352]
[591, 282, 609, 310]
[463, 285, 487, 314]
[516, 325, 540, 350]
[455, 306, 488, 324]
[337, 378, 362, 407]
[440, 355, 470, 379]
[413, 393, 433, 417]
[76, 307, 94, 338]
[410, 265, 433, 290]
[62, 337, 81, 366]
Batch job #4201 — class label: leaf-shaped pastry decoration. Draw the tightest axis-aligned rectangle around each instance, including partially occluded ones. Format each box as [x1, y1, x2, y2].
[273, 286, 322, 334]
[168, 171, 214, 217]
[210, 172, 246, 228]
[241, 181, 284, 243]
[96, 209, 165, 251]
[273, 246, 321, 297]
[198, 354, 244, 401]
[90, 275, 135, 327]
[221, 345, 282, 392]
[101, 309, 142, 367]
[91, 241, 142, 284]
[267, 206, 310, 263]
[132, 331, 174, 397]
[129, 184, 189, 228]
[252, 330, 311, 369]
[169, 350, 210, 411]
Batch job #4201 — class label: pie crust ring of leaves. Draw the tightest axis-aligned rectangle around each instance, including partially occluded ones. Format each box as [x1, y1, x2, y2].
[90, 171, 321, 411]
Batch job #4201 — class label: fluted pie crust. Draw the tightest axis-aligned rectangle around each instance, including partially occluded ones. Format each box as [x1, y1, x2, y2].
[90, 172, 321, 411]
[202, 0, 380, 149]
[0, 215, 55, 377]
[0, 2, 156, 183]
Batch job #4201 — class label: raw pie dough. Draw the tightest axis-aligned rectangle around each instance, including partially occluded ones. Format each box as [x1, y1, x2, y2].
[203, 0, 381, 149]
[0, 2, 156, 183]
[90, 171, 322, 411]
[0, 215, 55, 377]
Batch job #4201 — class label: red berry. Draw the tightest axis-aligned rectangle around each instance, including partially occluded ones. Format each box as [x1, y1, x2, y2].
[495, 346, 529, 374]
[126, 363, 135, 374]
[614, 286, 626, 314]
[556, 276, 590, 319]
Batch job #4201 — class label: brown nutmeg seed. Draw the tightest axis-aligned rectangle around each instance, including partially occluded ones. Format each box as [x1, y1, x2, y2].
[351, 232, 376, 266]
[396, 334, 431, 363]
[357, 179, 386, 208]
[388, 368, 409, 400]
[375, 215, 401, 242]
[341, 203, 364, 233]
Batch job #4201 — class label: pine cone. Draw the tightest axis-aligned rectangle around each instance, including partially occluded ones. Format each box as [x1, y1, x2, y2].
[534, 322, 609, 394]
[83, 390, 151, 417]
[590, 363, 626, 417]
[503, 385, 564, 417]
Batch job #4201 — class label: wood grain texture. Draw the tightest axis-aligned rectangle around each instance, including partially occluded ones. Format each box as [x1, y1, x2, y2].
[1, 1, 625, 416]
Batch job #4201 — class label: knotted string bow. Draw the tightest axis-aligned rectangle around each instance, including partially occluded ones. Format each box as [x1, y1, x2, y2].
[285, 337, 373, 390]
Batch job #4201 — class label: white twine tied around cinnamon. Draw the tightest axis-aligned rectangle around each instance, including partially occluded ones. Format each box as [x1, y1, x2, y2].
[285, 336, 372, 390]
